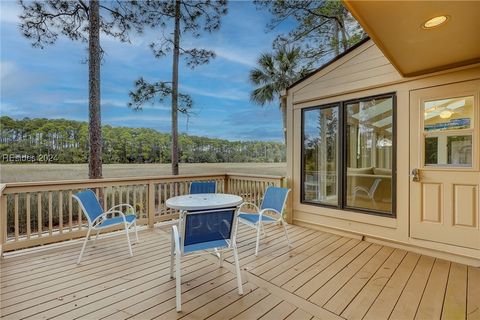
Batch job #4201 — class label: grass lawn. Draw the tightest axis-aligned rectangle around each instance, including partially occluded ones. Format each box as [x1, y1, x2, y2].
[0, 162, 287, 183]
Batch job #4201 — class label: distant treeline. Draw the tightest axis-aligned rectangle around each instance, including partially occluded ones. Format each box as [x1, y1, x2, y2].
[0, 117, 285, 164]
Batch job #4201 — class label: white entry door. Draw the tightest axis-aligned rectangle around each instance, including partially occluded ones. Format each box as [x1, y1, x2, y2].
[410, 80, 480, 249]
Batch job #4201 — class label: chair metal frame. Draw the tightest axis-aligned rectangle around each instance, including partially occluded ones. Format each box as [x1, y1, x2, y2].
[352, 178, 382, 200]
[236, 187, 291, 256]
[170, 207, 243, 312]
[73, 189, 139, 265]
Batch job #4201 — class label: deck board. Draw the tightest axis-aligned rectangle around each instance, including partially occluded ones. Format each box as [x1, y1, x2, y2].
[389, 255, 435, 320]
[442, 262, 468, 320]
[340, 249, 407, 320]
[467, 267, 480, 320]
[415, 259, 451, 320]
[249, 231, 336, 274]
[363, 252, 420, 320]
[0, 224, 477, 320]
[294, 240, 369, 298]
[259, 300, 297, 320]
[308, 243, 382, 306]
[284, 307, 314, 320]
[323, 246, 395, 314]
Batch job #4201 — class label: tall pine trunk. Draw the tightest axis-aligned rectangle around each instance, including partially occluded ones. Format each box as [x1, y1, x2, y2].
[339, 17, 348, 51]
[88, 0, 102, 179]
[280, 100, 287, 146]
[171, 0, 180, 175]
[333, 21, 340, 56]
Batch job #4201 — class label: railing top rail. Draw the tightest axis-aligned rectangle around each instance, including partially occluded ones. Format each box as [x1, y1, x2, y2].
[1, 173, 227, 188]
[0, 172, 285, 195]
[225, 173, 284, 180]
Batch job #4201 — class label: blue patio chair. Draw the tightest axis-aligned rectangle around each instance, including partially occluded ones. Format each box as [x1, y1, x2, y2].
[189, 181, 217, 194]
[73, 189, 138, 264]
[170, 207, 243, 312]
[236, 186, 291, 256]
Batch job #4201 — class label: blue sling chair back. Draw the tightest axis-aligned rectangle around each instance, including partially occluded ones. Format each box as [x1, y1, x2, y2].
[73, 189, 138, 264]
[189, 181, 217, 194]
[236, 186, 291, 255]
[170, 206, 243, 312]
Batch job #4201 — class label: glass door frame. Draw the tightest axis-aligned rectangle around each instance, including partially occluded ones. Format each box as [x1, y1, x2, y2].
[341, 92, 397, 217]
[300, 92, 397, 217]
[300, 103, 341, 209]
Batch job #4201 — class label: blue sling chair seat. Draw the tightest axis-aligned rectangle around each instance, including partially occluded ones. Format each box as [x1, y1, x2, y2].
[170, 206, 243, 312]
[236, 186, 291, 256]
[73, 189, 138, 264]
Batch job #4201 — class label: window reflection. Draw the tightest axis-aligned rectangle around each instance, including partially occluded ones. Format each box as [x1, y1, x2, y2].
[303, 107, 339, 205]
[423, 96, 473, 167]
[424, 97, 473, 132]
[346, 97, 393, 213]
[448, 135, 472, 165]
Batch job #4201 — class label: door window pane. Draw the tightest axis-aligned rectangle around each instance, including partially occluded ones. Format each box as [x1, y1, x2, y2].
[448, 135, 472, 166]
[425, 135, 473, 166]
[346, 97, 393, 213]
[424, 96, 473, 132]
[425, 137, 438, 165]
[423, 95, 474, 167]
[303, 107, 339, 205]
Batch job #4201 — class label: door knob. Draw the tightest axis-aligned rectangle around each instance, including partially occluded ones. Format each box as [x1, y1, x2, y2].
[411, 168, 420, 182]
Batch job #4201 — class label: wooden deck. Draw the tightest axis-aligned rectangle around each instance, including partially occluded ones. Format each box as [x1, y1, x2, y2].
[1, 223, 478, 320]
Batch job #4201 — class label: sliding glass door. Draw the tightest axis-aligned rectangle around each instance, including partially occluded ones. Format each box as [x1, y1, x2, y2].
[345, 96, 394, 214]
[301, 93, 396, 216]
[302, 105, 339, 206]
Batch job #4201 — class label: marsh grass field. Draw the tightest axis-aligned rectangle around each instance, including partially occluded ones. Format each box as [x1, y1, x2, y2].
[0, 162, 287, 183]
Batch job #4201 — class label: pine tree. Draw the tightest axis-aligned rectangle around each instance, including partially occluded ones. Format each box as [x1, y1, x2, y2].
[19, 0, 154, 178]
[128, 0, 227, 175]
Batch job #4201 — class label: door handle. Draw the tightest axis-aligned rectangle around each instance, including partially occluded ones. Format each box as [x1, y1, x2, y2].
[411, 168, 420, 182]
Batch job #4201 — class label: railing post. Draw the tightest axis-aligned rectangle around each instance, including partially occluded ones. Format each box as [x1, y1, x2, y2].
[0, 184, 7, 257]
[148, 181, 155, 228]
[284, 177, 293, 224]
[224, 174, 229, 194]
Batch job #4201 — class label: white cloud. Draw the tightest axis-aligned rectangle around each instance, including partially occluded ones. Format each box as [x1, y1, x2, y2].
[106, 115, 170, 122]
[213, 47, 257, 67]
[1, 61, 17, 80]
[64, 98, 89, 105]
[181, 84, 248, 101]
[0, 1, 20, 24]
[0, 102, 27, 116]
[65, 98, 125, 108]
[64, 98, 169, 110]
[0, 60, 47, 98]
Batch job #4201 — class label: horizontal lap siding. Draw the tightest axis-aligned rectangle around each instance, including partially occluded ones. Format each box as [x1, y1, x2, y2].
[292, 43, 402, 104]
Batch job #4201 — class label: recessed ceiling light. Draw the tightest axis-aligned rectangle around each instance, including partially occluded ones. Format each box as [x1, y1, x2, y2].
[423, 15, 449, 29]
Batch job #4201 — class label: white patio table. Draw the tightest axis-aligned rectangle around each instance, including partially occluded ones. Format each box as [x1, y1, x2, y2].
[166, 193, 243, 211]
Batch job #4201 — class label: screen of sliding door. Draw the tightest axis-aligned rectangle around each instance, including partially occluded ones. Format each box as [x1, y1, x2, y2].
[302, 106, 339, 206]
[345, 96, 394, 213]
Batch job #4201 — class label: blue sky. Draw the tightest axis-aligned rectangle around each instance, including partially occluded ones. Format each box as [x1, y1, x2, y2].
[0, 1, 294, 142]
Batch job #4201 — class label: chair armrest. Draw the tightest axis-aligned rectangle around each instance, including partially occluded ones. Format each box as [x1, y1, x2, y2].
[238, 202, 260, 213]
[353, 186, 369, 194]
[106, 203, 135, 214]
[91, 212, 111, 226]
[172, 225, 181, 255]
[259, 208, 282, 220]
[105, 210, 130, 222]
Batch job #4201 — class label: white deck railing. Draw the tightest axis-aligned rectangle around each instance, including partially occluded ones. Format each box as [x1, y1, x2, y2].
[0, 173, 284, 254]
